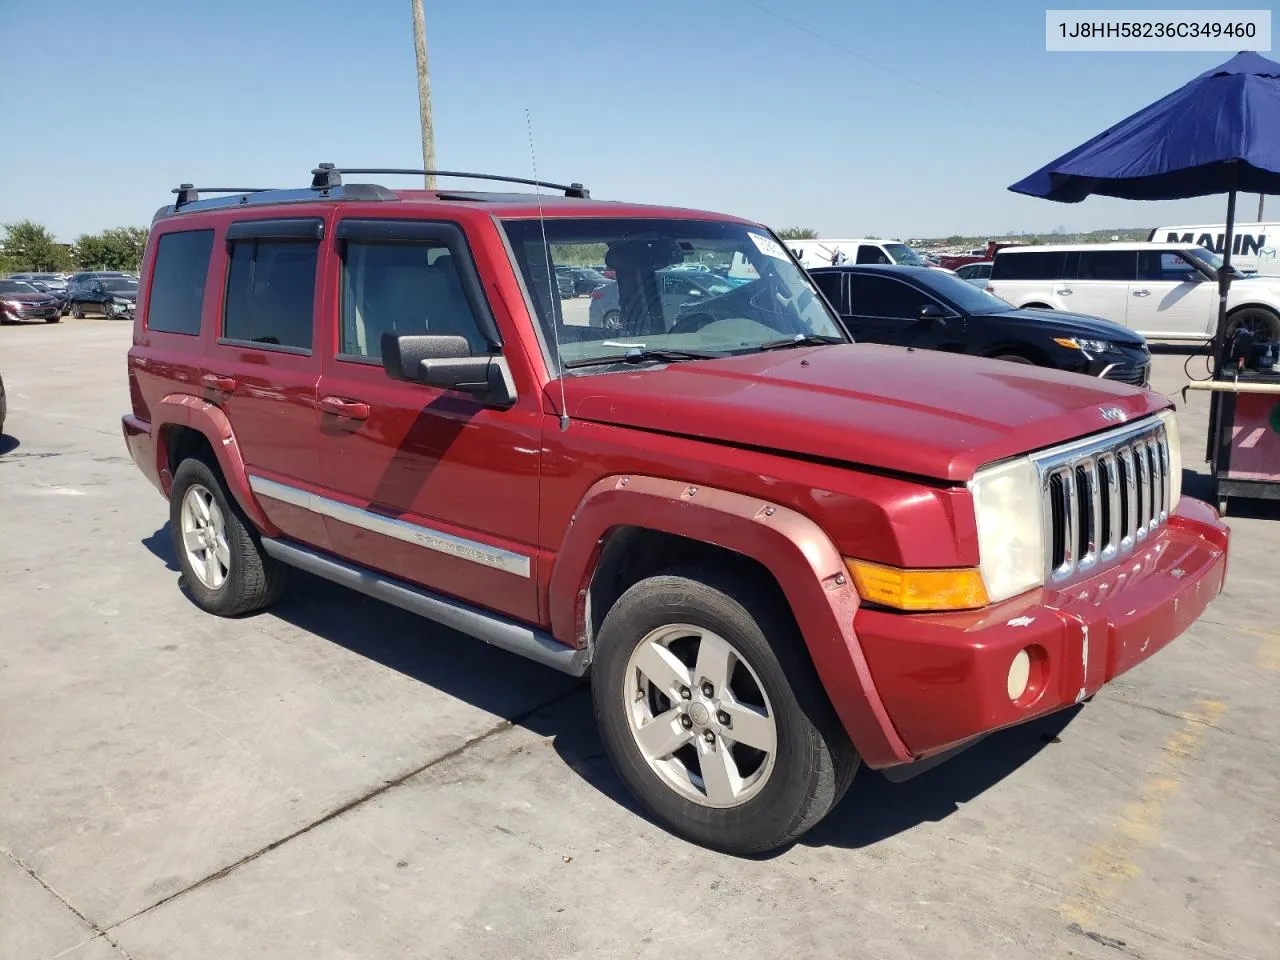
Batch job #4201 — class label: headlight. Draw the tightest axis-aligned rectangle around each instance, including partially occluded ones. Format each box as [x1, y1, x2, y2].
[968, 456, 1045, 603]
[1054, 337, 1118, 354]
[1156, 409, 1182, 510]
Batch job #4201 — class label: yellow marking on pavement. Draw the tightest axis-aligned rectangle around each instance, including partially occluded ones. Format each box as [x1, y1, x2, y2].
[1058, 699, 1225, 951]
[1238, 625, 1280, 671]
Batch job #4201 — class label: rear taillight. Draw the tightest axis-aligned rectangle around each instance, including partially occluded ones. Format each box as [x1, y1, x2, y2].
[590, 289, 604, 299]
[985, 285, 995, 293]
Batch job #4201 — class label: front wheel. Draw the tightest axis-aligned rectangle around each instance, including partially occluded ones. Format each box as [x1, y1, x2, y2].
[45, 315, 61, 323]
[71, 302, 84, 319]
[591, 567, 858, 855]
[1225, 306, 1280, 342]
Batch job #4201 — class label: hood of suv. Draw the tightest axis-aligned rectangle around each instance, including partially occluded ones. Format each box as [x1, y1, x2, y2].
[561, 344, 1168, 482]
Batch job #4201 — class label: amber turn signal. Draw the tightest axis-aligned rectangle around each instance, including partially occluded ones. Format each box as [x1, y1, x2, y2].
[845, 559, 990, 612]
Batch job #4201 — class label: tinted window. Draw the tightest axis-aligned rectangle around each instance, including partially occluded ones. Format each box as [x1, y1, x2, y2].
[856, 244, 891, 265]
[147, 230, 213, 335]
[1076, 249, 1137, 281]
[848, 275, 930, 318]
[1138, 250, 1201, 282]
[340, 241, 487, 358]
[991, 251, 1068, 280]
[810, 271, 845, 312]
[223, 239, 318, 349]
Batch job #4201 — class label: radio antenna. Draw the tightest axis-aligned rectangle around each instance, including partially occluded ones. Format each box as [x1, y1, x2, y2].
[525, 108, 570, 432]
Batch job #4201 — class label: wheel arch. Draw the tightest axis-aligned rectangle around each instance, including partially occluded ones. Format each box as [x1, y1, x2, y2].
[551, 474, 912, 768]
[982, 341, 1051, 365]
[151, 393, 278, 536]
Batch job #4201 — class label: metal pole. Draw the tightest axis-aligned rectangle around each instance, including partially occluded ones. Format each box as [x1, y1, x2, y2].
[1259, 194, 1266, 221]
[411, 0, 436, 190]
[1213, 186, 1238, 376]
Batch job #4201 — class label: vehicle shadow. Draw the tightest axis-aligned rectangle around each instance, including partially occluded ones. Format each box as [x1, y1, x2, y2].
[0, 434, 19, 456]
[139, 523, 1089, 853]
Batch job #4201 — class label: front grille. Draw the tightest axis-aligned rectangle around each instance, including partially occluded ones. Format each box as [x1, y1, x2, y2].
[1101, 362, 1149, 386]
[1037, 418, 1169, 583]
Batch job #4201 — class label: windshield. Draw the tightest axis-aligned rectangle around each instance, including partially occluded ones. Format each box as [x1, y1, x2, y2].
[914, 270, 1016, 312]
[1181, 246, 1248, 277]
[502, 217, 848, 370]
[0, 280, 39, 295]
[102, 277, 138, 292]
[884, 242, 927, 267]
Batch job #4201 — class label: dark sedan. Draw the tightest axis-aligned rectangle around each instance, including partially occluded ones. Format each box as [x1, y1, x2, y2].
[809, 264, 1151, 385]
[67, 275, 139, 319]
[0, 280, 62, 324]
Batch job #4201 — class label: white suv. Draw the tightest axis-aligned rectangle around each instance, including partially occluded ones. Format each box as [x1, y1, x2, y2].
[987, 242, 1280, 342]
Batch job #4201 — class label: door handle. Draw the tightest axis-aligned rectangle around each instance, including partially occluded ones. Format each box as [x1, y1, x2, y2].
[1055, 288, 1072, 295]
[319, 396, 370, 420]
[201, 373, 237, 392]
[1132, 289, 1151, 296]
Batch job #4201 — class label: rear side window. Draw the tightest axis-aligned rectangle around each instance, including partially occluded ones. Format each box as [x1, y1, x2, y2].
[991, 251, 1068, 280]
[223, 240, 318, 350]
[1076, 250, 1137, 281]
[340, 241, 488, 359]
[147, 230, 213, 335]
[848, 275, 927, 318]
[810, 272, 845, 312]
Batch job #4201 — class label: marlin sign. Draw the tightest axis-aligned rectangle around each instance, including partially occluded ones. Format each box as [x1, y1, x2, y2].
[1150, 221, 1280, 273]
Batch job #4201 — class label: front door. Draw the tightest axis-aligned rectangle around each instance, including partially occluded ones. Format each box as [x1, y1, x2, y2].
[203, 220, 328, 550]
[314, 218, 542, 625]
[1129, 249, 1216, 337]
[845, 274, 958, 348]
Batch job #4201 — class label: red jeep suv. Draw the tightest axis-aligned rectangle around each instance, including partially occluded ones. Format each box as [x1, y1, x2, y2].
[123, 166, 1229, 854]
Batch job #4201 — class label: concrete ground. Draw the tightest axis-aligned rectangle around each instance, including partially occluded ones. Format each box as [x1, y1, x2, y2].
[1, 319, 1277, 960]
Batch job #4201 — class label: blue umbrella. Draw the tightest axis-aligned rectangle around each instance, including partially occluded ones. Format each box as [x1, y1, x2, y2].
[1009, 51, 1280, 345]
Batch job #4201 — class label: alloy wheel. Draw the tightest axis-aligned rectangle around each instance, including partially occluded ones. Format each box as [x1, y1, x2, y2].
[180, 483, 230, 589]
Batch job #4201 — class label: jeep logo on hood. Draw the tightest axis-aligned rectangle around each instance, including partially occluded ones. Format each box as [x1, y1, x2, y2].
[1100, 406, 1127, 423]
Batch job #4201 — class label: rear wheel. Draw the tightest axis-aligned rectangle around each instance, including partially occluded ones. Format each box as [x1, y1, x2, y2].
[169, 457, 287, 616]
[602, 309, 621, 330]
[1224, 306, 1280, 342]
[591, 567, 858, 855]
[71, 302, 84, 319]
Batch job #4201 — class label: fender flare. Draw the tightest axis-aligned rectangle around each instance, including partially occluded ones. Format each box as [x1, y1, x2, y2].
[152, 393, 278, 536]
[550, 474, 912, 768]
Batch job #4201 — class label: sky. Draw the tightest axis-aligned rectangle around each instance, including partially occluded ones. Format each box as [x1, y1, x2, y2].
[0, 0, 1272, 242]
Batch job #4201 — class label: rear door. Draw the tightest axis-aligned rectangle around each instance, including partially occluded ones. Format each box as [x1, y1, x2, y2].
[313, 217, 542, 625]
[1068, 249, 1135, 324]
[203, 217, 329, 550]
[1129, 249, 1216, 337]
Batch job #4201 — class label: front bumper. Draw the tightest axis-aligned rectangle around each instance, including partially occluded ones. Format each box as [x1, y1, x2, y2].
[853, 496, 1228, 766]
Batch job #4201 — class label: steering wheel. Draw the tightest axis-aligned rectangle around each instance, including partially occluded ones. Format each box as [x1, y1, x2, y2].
[667, 311, 717, 336]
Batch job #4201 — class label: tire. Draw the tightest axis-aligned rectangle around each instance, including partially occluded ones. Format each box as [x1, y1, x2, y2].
[601, 309, 621, 330]
[71, 302, 84, 319]
[991, 353, 1034, 365]
[591, 566, 858, 855]
[45, 315, 61, 324]
[1224, 306, 1280, 342]
[169, 457, 287, 616]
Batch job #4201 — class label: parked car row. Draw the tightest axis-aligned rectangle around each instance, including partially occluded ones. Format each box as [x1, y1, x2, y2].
[0, 271, 138, 323]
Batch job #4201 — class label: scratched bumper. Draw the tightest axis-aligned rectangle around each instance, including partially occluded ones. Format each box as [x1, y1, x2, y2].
[853, 497, 1229, 765]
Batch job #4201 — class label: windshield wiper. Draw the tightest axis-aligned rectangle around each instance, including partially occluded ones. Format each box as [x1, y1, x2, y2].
[757, 333, 846, 352]
[563, 346, 722, 370]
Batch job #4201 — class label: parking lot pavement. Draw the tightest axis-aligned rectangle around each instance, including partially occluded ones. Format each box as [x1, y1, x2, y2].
[1, 322, 1277, 960]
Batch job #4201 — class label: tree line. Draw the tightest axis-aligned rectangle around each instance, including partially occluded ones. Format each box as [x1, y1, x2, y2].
[1, 220, 148, 274]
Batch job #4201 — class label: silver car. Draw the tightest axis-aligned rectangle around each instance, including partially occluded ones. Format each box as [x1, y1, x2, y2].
[587, 268, 736, 329]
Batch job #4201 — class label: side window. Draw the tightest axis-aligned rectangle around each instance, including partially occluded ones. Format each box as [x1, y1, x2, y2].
[223, 240, 318, 350]
[810, 272, 845, 312]
[340, 241, 488, 359]
[848, 275, 927, 319]
[990, 251, 1068, 280]
[856, 244, 890, 265]
[1138, 250, 1199, 282]
[1077, 250, 1137, 281]
[147, 229, 213, 335]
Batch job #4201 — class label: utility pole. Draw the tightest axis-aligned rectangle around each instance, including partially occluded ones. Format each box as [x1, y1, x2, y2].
[411, 0, 436, 189]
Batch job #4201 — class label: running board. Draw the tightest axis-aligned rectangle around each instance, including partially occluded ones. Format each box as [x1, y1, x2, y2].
[260, 538, 589, 677]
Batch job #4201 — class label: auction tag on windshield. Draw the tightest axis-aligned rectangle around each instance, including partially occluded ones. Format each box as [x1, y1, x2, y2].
[748, 232, 788, 261]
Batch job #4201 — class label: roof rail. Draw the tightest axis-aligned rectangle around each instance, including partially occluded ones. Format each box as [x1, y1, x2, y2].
[172, 184, 271, 209]
[310, 163, 590, 198]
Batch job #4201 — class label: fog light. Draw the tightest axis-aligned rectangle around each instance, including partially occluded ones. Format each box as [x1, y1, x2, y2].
[1007, 648, 1031, 701]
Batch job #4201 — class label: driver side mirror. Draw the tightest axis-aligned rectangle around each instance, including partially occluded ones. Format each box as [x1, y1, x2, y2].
[919, 303, 947, 325]
[381, 334, 516, 408]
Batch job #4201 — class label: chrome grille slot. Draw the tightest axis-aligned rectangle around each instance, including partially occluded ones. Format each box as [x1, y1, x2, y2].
[1034, 417, 1171, 585]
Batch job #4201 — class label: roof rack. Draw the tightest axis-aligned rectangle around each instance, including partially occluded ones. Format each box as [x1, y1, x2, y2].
[172, 184, 271, 209]
[309, 163, 590, 198]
